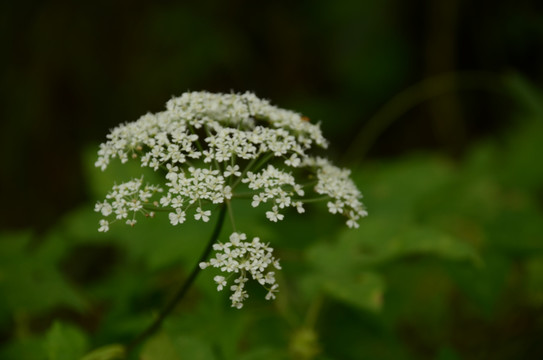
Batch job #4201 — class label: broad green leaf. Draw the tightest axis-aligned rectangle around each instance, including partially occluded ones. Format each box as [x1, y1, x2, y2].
[140, 332, 180, 360]
[308, 219, 479, 272]
[380, 259, 456, 338]
[317, 302, 414, 360]
[171, 335, 215, 360]
[80, 344, 125, 360]
[83, 146, 162, 200]
[524, 256, 543, 306]
[0, 336, 45, 360]
[45, 321, 88, 360]
[436, 347, 462, 360]
[445, 253, 510, 317]
[58, 203, 209, 272]
[140, 332, 215, 360]
[238, 348, 288, 360]
[351, 156, 455, 221]
[487, 207, 543, 256]
[322, 272, 384, 312]
[0, 232, 86, 319]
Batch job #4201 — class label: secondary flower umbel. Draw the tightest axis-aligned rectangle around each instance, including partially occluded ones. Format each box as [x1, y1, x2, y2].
[95, 91, 367, 308]
[199, 232, 280, 309]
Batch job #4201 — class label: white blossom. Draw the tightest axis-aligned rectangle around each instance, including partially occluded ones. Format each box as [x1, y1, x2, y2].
[194, 207, 211, 222]
[98, 219, 109, 232]
[266, 206, 284, 222]
[94, 91, 368, 307]
[94, 178, 162, 231]
[200, 232, 281, 309]
[302, 156, 368, 227]
[224, 164, 241, 177]
[169, 208, 186, 225]
[213, 275, 227, 291]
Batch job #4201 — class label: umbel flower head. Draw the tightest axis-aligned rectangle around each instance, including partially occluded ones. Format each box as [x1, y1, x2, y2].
[95, 91, 367, 308]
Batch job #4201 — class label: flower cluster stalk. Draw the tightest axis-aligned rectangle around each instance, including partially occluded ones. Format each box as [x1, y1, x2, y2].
[126, 204, 227, 353]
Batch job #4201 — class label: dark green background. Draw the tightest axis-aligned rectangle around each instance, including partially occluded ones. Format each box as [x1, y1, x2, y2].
[1, 1, 543, 359]
[2, 0, 542, 230]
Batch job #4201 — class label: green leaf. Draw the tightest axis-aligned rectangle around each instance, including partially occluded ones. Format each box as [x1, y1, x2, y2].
[0, 232, 86, 320]
[80, 345, 126, 360]
[446, 253, 510, 317]
[140, 332, 215, 360]
[323, 272, 384, 312]
[351, 156, 455, 222]
[308, 219, 479, 273]
[82, 146, 162, 200]
[525, 256, 543, 306]
[0, 336, 45, 360]
[45, 321, 88, 360]
[238, 348, 288, 360]
[487, 207, 543, 256]
[140, 332, 180, 360]
[171, 335, 215, 360]
[436, 347, 462, 360]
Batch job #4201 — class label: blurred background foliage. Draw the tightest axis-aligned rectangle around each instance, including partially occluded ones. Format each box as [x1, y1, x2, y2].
[1, 0, 543, 359]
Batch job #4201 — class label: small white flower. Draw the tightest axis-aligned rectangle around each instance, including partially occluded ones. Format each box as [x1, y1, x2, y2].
[285, 154, 301, 167]
[251, 194, 264, 207]
[266, 206, 284, 222]
[327, 201, 343, 214]
[224, 165, 241, 177]
[169, 209, 186, 225]
[265, 284, 279, 300]
[213, 275, 227, 291]
[194, 207, 211, 222]
[98, 219, 109, 232]
[97, 202, 113, 216]
[229, 232, 246, 246]
[346, 218, 359, 229]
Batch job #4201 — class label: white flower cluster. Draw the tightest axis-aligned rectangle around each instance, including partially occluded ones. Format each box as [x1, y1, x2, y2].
[94, 91, 367, 307]
[160, 166, 233, 226]
[94, 178, 163, 232]
[303, 157, 368, 228]
[95, 92, 327, 172]
[199, 232, 280, 309]
[242, 164, 306, 222]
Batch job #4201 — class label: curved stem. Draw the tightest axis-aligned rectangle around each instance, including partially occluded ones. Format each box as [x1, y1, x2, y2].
[343, 71, 508, 162]
[126, 204, 228, 354]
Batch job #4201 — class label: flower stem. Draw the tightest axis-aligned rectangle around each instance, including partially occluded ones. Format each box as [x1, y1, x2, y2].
[226, 200, 236, 232]
[297, 196, 331, 203]
[126, 204, 227, 354]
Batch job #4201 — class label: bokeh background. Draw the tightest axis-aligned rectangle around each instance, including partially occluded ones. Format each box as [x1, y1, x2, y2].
[1, 1, 543, 359]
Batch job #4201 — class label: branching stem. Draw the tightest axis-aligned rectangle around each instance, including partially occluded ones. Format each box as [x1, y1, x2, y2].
[126, 204, 227, 354]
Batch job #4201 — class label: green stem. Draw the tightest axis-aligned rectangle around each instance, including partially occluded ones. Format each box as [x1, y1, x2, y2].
[231, 156, 258, 189]
[142, 205, 174, 212]
[231, 192, 255, 199]
[305, 293, 324, 329]
[343, 71, 508, 162]
[126, 204, 228, 354]
[226, 200, 236, 232]
[296, 196, 331, 203]
[252, 153, 274, 172]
